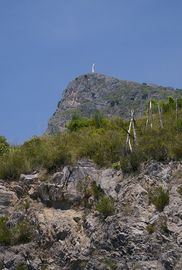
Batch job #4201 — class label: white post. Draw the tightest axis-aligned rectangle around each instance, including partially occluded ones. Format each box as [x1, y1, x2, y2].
[149, 101, 153, 128]
[126, 120, 133, 152]
[158, 103, 163, 129]
[176, 98, 178, 122]
[131, 110, 137, 145]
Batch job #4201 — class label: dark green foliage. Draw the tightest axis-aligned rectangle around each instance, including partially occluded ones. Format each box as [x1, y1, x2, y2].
[160, 96, 176, 112]
[12, 220, 33, 244]
[0, 148, 31, 179]
[177, 186, 182, 197]
[149, 187, 169, 212]
[96, 196, 115, 218]
[16, 263, 28, 270]
[67, 114, 92, 131]
[67, 111, 108, 131]
[146, 224, 156, 234]
[102, 258, 117, 270]
[92, 110, 107, 128]
[0, 136, 9, 156]
[176, 119, 182, 132]
[0, 217, 33, 246]
[0, 217, 11, 245]
[119, 148, 144, 173]
[91, 181, 104, 200]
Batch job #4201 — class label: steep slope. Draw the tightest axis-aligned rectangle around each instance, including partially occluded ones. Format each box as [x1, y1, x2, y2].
[1, 160, 182, 269]
[47, 73, 182, 134]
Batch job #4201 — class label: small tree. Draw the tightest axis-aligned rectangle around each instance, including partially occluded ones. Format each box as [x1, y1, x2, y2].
[96, 196, 115, 218]
[149, 187, 169, 212]
[0, 136, 9, 155]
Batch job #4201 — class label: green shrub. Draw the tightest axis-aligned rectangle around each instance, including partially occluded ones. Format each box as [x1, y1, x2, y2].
[0, 136, 9, 156]
[0, 217, 33, 246]
[176, 119, 182, 132]
[146, 224, 155, 234]
[92, 110, 106, 128]
[11, 220, 33, 245]
[0, 217, 11, 245]
[91, 181, 104, 200]
[172, 141, 182, 160]
[67, 115, 91, 131]
[139, 136, 168, 162]
[96, 196, 115, 218]
[0, 148, 31, 180]
[16, 263, 28, 270]
[177, 185, 182, 197]
[103, 258, 117, 270]
[120, 150, 142, 173]
[149, 187, 169, 212]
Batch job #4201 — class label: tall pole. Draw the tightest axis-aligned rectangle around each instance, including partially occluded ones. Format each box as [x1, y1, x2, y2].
[149, 101, 153, 128]
[131, 110, 137, 145]
[158, 103, 163, 129]
[126, 119, 133, 152]
[176, 98, 178, 122]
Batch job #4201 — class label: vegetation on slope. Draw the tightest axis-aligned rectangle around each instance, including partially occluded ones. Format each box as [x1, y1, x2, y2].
[1, 97, 182, 180]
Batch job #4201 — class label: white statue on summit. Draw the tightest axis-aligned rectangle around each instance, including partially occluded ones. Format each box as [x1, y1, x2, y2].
[92, 63, 95, 73]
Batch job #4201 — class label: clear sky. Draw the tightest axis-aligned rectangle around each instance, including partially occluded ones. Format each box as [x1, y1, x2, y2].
[0, 0, 182, 144]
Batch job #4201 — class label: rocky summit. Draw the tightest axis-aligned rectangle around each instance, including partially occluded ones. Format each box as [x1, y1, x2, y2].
[47, 73, 181, 134]
[1, 159, 182, 269]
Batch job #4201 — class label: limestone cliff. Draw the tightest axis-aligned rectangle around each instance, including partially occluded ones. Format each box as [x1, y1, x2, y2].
[1, 160, 182, 269]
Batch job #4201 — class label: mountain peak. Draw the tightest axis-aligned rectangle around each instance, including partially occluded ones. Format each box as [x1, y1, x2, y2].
[47, 73, 181, 134]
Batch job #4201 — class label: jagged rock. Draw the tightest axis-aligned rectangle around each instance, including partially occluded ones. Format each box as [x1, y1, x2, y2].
[0, 185, 17, 216]
[12, 185, 24, 198]
[38, 161, 124, 208]
[38, 182, 83, 209]
[97, 169, 122, 199]
[1, 160, 182, 269]
[19, 173, 39, 185]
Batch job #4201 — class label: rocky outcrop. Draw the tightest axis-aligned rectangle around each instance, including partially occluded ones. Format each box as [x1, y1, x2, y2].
[1, 160, 182, 269]
[0, 182, 17, 216]
[47, 73, 181, 134]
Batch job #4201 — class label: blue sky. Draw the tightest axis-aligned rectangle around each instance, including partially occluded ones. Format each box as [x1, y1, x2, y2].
[0, 0, 182, 144]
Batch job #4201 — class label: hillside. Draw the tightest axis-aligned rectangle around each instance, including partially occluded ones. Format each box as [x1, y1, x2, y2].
[1, 76, 182, 269]
[47, 73, 182, 134]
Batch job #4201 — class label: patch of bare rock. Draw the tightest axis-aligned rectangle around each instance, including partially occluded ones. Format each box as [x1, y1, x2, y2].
[0, 160, 182, 269]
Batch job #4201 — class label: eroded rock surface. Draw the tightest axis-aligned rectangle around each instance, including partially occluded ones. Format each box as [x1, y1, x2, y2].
[1, 160, 182, 269]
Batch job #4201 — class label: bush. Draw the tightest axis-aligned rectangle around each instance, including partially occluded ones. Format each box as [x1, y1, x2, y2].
[177, 185, 182, 197]
[16, 263, 28, 270]
[146, 224, 155, 234]
[0, 148, 31, 180]
[149, 187, 169, 212]
[120, 150, 142, 173]
[172, 142, 182, 160]
[92, 111, 107, 128]
[96, 196, 115, 218]
[0, 136, 9, 156]
[91, 181, 104, 200]
[0, 217, 33, 246]
[11, 220, 33, 245]
[0, 217, 11, 245]
[67, 115, 91, 131]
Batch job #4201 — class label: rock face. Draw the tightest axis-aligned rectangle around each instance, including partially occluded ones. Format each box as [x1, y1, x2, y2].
[1, 160, 182, 269]
[47, 73, 181, 134]
[0, 182, 17, 216]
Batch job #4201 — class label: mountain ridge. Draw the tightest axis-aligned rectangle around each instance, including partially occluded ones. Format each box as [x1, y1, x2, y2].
[47, 72, 182, 134]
